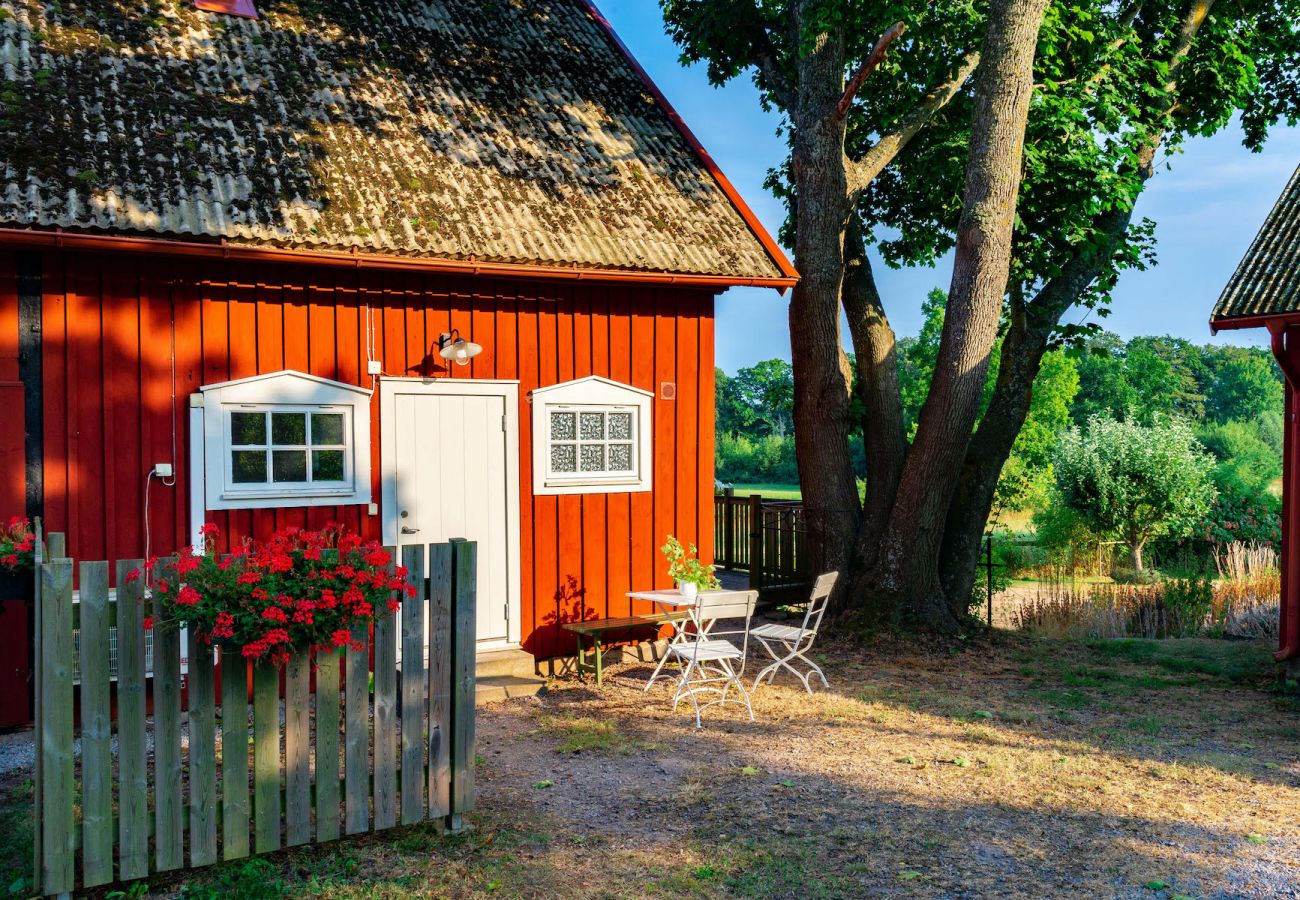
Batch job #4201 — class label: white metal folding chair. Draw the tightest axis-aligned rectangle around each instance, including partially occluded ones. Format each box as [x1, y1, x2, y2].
[666, 590, 758, 728]
[750, 571, 838, 693]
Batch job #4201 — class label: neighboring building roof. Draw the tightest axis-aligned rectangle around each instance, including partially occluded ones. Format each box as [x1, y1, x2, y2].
[1212, 163, 1300, 330]
[0, 0, 794, 284]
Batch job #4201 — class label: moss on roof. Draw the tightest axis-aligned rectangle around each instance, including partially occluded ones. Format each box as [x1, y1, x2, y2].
[0, 0, 784, 279]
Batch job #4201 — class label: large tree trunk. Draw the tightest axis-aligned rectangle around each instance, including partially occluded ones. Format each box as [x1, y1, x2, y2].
[939, 208, 1136, 606]
[853, 0, 1050, 631]
[842, 214, 906, 610]
[788, 15, 861, 592]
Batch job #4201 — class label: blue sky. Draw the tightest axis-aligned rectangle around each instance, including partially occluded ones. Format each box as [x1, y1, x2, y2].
[598, 1, 1300, 374]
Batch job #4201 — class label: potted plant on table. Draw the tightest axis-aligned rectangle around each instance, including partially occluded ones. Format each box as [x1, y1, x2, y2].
[661, 535, 720, 599]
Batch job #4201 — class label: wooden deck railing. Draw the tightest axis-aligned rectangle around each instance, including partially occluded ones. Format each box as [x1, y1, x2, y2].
[715, 491, 827, 596]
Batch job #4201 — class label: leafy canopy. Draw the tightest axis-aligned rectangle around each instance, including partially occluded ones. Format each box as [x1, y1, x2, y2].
[1053, 413, 1217, 554]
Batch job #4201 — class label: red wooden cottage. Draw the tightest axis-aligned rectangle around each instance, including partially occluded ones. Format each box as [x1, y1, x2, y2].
[0, 0, 796, 717]
[1211, 161, 1300, 678]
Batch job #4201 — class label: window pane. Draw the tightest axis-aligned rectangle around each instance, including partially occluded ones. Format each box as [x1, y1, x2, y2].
[231, 450, 267, 483]
[272, 449, 307, 482]
[271, 412, 307, 445]
[580, 444, 604, 472]
[311, 413, 345, 446]
[550, 411, 575, 441]
[313, 449, 345, 482]
[579, 412, 605, 441]
[551, 443, 576, 473]
[608, 412, 632, 440]
[608, 443, 633, 472]
[230, 412, 266, 446]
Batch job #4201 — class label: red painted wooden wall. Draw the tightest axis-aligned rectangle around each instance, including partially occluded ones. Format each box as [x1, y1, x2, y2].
[6, 248, 717, 659]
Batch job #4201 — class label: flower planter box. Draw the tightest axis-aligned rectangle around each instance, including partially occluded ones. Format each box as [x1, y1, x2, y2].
[0, 570, 34, 727]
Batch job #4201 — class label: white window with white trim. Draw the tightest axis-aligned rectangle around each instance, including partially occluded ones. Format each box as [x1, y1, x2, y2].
[199, 371, 372, 510]
[531, 376, 653, 495]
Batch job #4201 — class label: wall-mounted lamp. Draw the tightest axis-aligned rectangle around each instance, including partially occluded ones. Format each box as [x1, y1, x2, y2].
[438, 329, 482, 367]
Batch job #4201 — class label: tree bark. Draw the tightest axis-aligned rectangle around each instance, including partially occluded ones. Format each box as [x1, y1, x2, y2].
[936, 0, 1215, 612]
[854, 0, 1050, 631]
[842, 214, 906, 602]
[788, 9, 861, 590]
[939, 205, 1137, 606]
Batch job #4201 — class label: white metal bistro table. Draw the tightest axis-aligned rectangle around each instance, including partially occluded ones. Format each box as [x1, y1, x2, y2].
[627, 588, 733, 691]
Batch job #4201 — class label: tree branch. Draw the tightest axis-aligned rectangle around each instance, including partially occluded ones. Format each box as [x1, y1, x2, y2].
[745, 10, 798, 112]
[847, 50, 982, 196]
[835, 22, 907, 121]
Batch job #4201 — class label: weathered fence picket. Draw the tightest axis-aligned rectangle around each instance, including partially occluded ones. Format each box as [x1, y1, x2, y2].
[153, 558, 183, 872]
[428, 542, 453, 818]
[30, 538, 477, 898]
[285, 652, 311, 847]
[220, 646, 251, 862]
[189, 640, 218, 867]
[115, 558, 150, 880]
[315, 647, 341, 843]
[373, 572, 398, 830]
[78, 561, 112, 888]
[39, 558, 73, 896]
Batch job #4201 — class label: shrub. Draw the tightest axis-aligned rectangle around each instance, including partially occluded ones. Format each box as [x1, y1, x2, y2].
[0, 517, 35, 572]
[142, 524, 410, 667]
[1111, 566, 1163, 585]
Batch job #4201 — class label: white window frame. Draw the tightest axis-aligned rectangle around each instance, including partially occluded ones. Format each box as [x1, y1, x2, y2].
[199, 370, 372, 510]
[531, 376, 652, 495]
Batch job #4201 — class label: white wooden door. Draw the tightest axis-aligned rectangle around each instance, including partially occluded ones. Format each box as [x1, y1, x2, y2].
[380, 380, 521, 649]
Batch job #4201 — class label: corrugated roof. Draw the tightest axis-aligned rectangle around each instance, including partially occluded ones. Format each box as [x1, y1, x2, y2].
[1213, 163, 1300, 327]
[0, 0, 790, 282]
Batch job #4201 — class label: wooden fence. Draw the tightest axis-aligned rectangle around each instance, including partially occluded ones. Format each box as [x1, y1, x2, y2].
[31, 533, 476, 899]
[714, 492, 818, 595]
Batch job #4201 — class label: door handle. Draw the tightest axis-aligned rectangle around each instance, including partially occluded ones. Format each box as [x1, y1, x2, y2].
[401, 526, 420, 534]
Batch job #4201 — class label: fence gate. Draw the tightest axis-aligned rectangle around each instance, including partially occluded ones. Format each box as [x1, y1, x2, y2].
[31, 535, 477, 898]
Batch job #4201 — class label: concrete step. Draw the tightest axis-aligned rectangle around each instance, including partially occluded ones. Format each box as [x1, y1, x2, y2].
[475, 674, 545, 706]
[476, 648, 537, 679]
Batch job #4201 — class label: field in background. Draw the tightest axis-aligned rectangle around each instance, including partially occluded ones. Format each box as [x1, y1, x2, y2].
[725, 483, 802, 501]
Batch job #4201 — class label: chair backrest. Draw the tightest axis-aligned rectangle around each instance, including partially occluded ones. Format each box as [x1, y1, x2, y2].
[692, 589, 758, 664]
[799, 571, 838, 637]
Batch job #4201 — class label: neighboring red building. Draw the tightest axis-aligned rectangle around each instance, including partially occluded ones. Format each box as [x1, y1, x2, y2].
[0, 0, 796, 714]
[1211, 162, 1300, 676]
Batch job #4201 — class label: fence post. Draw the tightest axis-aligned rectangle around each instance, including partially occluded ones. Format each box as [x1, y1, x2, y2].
[747, 495, 763, 591]
[38, 557, 73, 897]
[428, 542, 453, 820]
[723, 487, 735, 567]
[448, 538, 476, 832]
[29, 520, 44, 895]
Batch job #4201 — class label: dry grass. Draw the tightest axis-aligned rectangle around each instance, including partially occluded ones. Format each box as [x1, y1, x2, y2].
[1012, 574, 1281, 643]
[3, 631, 1297, 899]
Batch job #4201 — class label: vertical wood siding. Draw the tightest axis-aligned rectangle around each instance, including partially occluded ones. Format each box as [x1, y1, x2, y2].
[16, 249, 716, 659]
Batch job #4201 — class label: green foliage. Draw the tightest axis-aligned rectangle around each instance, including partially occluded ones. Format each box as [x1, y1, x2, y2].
[715, 431, 798, 484]
[1053, 414, 1217, 568]
[1197, 419, 1282, 500]
[715, 359, 794, 438]
[1199, 490, 1281, 548]
[661, 535, 721, 590]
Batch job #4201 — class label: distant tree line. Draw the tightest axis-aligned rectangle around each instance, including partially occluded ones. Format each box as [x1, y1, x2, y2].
[718, 298, 1282, 569]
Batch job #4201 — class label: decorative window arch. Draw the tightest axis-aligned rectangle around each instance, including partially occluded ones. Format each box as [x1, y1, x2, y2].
[530, 376, 653, 495]
[199, 371, 372, 510]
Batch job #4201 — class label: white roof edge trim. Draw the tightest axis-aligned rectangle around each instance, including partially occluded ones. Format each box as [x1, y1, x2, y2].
[529, 375, 654, 399]
[200, 369, 374, 396]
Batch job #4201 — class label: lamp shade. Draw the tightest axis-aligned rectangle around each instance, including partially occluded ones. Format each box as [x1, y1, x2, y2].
[439, 336, 482, 366]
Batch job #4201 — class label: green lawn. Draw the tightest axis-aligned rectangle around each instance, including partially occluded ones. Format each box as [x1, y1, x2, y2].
[724, 483, 802, 500]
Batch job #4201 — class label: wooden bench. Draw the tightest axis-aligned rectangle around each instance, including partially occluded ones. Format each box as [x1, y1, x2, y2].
[562, 612, 691, 687]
